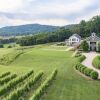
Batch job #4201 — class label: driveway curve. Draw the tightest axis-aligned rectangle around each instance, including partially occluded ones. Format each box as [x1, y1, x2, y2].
[82, 52, 100, 79]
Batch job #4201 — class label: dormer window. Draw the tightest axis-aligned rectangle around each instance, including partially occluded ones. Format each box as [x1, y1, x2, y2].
[92, 32, 96, 37]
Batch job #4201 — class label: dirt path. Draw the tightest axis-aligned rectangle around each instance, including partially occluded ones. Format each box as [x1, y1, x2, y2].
[82, 52, 100, 79]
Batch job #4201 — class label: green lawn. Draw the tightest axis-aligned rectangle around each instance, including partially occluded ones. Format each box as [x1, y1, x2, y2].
[0, 44, 100, 100]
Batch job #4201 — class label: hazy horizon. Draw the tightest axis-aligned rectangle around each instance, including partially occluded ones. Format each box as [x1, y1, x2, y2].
[0, 0, 99, 27]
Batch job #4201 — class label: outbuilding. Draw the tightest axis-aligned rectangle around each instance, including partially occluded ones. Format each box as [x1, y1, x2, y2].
[85, 32, 100, 51]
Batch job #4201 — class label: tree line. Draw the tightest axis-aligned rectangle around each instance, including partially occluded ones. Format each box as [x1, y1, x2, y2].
[72, 15, 100, 37]
[16, 29, 72, 46]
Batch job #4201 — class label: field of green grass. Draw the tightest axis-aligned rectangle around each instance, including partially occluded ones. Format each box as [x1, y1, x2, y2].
[0, 44, 100, 100]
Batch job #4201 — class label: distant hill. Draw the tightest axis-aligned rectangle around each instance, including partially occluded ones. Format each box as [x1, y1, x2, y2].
[0, 24, 76, 37]
[0, 24, 59, 36]
[64, 24, 78, 29]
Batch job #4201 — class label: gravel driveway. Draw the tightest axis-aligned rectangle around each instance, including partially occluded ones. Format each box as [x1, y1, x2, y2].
[82, 52, 100, 79]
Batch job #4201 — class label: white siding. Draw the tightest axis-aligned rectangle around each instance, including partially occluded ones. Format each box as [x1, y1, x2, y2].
[68, 36, 80, 45]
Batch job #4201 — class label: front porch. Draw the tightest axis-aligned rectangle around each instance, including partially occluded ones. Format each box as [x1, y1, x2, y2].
[89, 42, 97, 51]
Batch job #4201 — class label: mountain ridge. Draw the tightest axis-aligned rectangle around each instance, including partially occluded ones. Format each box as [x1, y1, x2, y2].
[0, 23, 76, 36]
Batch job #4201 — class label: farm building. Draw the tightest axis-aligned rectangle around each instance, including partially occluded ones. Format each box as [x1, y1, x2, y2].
[85, 32, 100, 51]
[66, 32, 100, 51]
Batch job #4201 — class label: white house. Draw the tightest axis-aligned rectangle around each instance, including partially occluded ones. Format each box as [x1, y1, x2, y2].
[66, 34, 81, 46]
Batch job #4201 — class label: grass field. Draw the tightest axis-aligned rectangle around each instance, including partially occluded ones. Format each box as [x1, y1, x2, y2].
[0, 44, 100, 100]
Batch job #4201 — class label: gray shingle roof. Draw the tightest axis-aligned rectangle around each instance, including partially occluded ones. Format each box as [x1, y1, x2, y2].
[70, 33, 81, 39]
[85, 33, 100, 42]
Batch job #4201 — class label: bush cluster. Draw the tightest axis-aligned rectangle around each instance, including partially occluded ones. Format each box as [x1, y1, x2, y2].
[75, 63, 98, 79]
[7, 72, 43, 100]
[0, 72, 10, 79]
[75, 51, 82, 57]
[0, 70, 34, 96]
[29, 69, 57, 100]
[78, 55, 86, 62]
[92, 56, 100, 69]
[0, 74, 17, 85]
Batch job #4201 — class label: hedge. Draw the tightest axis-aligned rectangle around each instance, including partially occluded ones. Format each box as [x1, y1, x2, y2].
[75, 63, 98, 79]
[92, 56, 100, 69]
[29, 69, 57, 100]
[78, 55, 86, 62]
[90, 71, 99, 79]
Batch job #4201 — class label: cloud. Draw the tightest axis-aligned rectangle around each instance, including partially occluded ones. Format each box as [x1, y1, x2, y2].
[0, 0, 99, 27]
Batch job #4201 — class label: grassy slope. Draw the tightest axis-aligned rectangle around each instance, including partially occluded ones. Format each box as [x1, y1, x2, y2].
[0, 45, 100, 100]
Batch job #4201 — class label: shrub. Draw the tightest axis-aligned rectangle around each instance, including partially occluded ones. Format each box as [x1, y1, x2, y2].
[84, 68, 93, 76]
[78, 64, 83, 72]
[75, 63, 80, 70]
[90, 71, 99, 79]
[7, 45, 12, 48]
[75, 53, 81, 57]
[78, 55, 86, 62]
[75, 63, 98, 79]
[80, 67, 86, 73]
[93, 56, 100, 69]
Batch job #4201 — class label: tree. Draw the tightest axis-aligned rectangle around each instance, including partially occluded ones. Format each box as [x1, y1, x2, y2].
[81, 40, 89, 52]
[98, 42, 100, 52]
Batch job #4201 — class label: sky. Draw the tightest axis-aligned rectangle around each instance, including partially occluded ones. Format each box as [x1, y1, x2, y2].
[0, 0, 99, 27]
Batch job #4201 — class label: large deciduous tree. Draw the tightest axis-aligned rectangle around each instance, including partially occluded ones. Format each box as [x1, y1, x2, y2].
[81, 40, 89, 52]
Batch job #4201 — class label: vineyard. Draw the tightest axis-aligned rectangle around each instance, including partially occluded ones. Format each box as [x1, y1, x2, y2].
[0, 50, 24, 65]
[0, 44, 100, 100]
[0, 69, 57, 100]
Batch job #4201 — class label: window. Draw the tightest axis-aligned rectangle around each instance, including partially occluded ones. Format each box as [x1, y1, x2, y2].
[72, 38, 76, 41]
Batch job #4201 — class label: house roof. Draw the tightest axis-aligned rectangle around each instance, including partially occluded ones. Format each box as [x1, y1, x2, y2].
[70, 33, 81, 39]
[85, 32, 100, 42]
